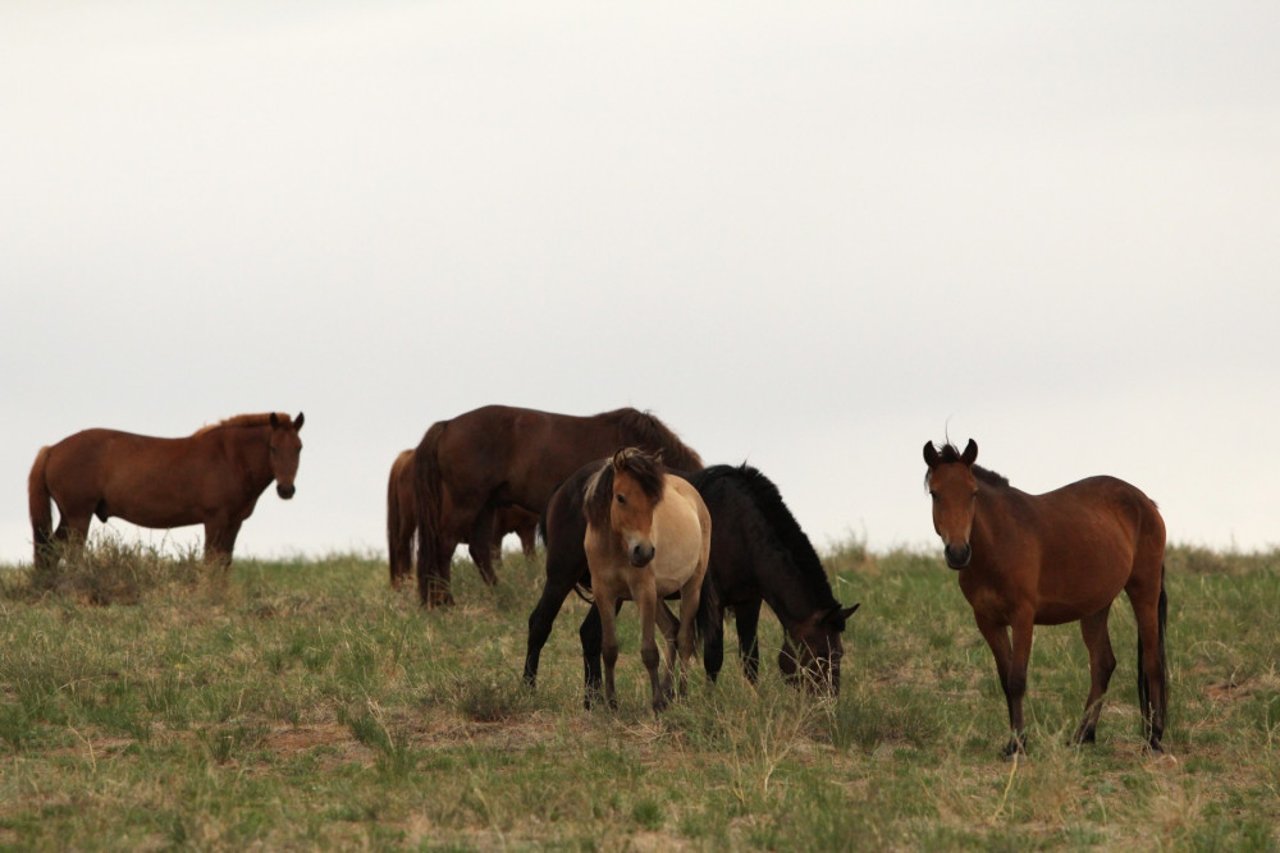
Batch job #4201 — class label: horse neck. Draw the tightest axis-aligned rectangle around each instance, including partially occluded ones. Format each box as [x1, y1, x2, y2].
[970, 482, 1021, 565]
[211, 425, 274, 491]
[756, 549, 836, 631]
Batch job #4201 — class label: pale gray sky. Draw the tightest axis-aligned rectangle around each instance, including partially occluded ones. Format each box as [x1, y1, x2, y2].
[3, 2, 1278, 564]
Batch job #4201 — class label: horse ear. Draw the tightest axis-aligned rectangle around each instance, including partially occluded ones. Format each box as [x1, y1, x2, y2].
[270, 413, 280, 429]
[612, 448, 628, 469]
[825, 603, 860, 628]
[923, 442, 940, 467]
[961, 439, 978, 465]
[294, 412, 305, 431]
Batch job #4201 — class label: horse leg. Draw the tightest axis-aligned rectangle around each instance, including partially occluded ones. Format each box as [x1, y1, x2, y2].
[596, 588, 621, 711]
[1073, 606, 1116, 745]
[55, 512, 93, 561]
[580, 605, 604, 709]
[419, 536, 457, 607]
[203, 518, 241, 566]
[976, 614, 1025, 757]
[735, 599, 763, 685]
[522, 571, 578, 688]
[655, 601, 681, 697]
[467, 503, 499, 586]
[633, 577, 667, 712]
[579, 599, 624, 709]
[674, 578, 702, 699]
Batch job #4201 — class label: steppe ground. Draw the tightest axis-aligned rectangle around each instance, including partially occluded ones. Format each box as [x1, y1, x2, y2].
[1, 539, 1277, 850]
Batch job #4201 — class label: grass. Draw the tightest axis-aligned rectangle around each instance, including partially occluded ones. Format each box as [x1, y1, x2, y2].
[0, 538, 1277, 849]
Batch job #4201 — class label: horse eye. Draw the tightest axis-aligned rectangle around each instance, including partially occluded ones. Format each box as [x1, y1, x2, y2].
[615, 494, 626, 504]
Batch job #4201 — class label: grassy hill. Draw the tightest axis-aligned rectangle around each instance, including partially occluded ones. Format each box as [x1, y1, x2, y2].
[1, 541, 1277, 849]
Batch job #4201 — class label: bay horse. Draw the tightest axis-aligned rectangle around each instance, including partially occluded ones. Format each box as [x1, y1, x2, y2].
[412, 405, 702, 607]
[386, 449, 537, 589]
[524, 461, 858, 702]
[583, 448, 711, 712]
[28, 413, 304, 567]
[923, 439, 1168, 756]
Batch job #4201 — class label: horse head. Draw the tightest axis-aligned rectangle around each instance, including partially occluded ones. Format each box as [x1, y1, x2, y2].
[268, 412, 305, 499]
[779, 603, 859, 694]
[608, 447, 666, 567]
[923, 438, 978, 569]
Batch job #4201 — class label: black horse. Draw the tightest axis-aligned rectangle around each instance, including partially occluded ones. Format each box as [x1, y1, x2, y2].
[523, 461, 859, 702]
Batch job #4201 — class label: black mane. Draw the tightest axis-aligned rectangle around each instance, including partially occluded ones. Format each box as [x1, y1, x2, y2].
[929, 443, 1010, 488]
[692, 464, 839, 610]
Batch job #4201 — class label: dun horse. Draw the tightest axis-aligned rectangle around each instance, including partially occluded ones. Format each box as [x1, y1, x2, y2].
[583, 448, 711, 712]
[386, 449, 537, 589]
[923, 439, 1168, 756]
[29, 413, 304, 566]
[412, 405, 702, 606]
[526, 462, 857, 700]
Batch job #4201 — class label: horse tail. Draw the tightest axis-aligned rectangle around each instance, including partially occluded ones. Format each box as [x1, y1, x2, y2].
[1157, 571, 1169, 727]
[1136, 567, 1169, 734]
[28, 445, 54, 567]
[386, 452, 413, 587]
[412, 422, 447, 604]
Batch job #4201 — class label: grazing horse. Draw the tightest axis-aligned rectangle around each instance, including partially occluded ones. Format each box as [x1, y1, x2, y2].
[386, 449, 537, 589]
[29, 412, 304, 567]
[584, 448, 711, 712]
[524, 462, 858, 701]
[923, 439, 1168, 756]
[412, 405, 702, 606]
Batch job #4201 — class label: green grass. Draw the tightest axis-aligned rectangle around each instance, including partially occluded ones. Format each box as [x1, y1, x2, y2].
[0, 540, 1277, 849]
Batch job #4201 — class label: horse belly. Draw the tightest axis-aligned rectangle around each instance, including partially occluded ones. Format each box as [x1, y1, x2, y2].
[650, 502, 705, 597]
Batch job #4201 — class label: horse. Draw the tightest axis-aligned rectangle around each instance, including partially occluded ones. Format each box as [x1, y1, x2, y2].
[582, 448, 711, 712]
[524, 461, 858, 702]
[386, 449, 537, 589]
[923, 439, 1168, 756]
[29, 412, 304, 567]
[412, 405, 702, 607]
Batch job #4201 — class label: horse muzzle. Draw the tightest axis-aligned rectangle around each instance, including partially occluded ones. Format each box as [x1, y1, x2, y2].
[629, 543, 655, 568]
[277, 484, 296, 500]
[944, 542, 971, 570]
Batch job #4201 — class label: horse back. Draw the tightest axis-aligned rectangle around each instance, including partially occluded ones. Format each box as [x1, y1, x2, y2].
[980, 474, 1164, 624]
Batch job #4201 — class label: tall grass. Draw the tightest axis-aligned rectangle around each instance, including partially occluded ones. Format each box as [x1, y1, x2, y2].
[0, 541, 1276, 849]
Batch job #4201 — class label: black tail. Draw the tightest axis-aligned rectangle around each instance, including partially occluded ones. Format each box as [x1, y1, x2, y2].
[1137, 570, 1169, 737]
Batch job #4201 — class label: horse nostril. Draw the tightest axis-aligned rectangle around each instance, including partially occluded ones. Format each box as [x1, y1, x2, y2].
[945, 542, 971, 568]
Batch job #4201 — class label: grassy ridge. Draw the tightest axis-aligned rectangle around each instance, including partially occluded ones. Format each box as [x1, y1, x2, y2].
[1, 541, 1278, 850]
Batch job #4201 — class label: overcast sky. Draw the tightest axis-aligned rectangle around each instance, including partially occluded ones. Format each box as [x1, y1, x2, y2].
[2, 2, 1278, 566]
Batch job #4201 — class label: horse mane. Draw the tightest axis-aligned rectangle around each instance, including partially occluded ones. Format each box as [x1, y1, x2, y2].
[697, 464, 839, 610]
[193, 413, 293, 436]
[929, 443, 1010, 488]
[583, 448, 666, 529]
[605, 408, 704, 471]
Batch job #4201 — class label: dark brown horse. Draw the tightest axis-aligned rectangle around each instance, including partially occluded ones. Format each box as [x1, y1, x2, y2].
[525, 461, 857, 702]
[923, 439, 1168, 756]
[412, 405, 702, 606]
[386, 449, 538, 589]
[29, 413, 304, 567]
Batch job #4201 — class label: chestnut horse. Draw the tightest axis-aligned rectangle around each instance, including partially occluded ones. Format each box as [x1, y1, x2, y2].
[386, 449, 538, 589]
[412, 405, 702, 606]
[923, 439, 1168, 756]
[525, 461, 857, 701]
[28, 413, 304, 567]
[584, 448, 711, 712]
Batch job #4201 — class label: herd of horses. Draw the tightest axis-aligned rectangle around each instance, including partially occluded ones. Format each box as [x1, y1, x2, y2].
[25, 405, 1169, 756]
